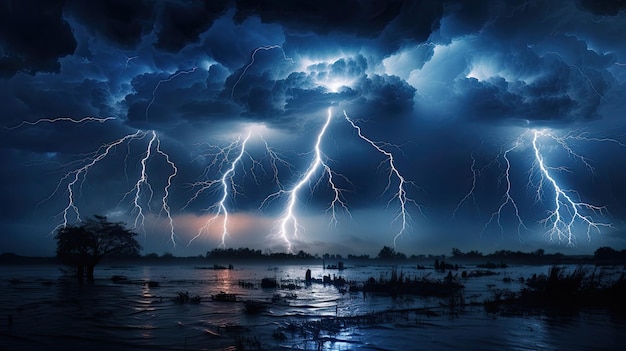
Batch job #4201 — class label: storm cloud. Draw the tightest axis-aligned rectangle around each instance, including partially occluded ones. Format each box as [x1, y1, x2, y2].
[1, 0, 625, 256]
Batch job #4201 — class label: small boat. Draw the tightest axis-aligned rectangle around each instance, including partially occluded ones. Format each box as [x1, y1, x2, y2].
[243, 300, 271, 314]
[211, 291, 237, 302]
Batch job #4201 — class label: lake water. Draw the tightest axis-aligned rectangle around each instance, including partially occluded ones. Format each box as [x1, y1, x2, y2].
[1, 263, 624, 350]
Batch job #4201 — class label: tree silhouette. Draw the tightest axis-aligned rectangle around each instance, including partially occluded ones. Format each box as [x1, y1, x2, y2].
[378, 246, 396, 260]
[377, 246, 406, 260]
[55, 215, 140, 280]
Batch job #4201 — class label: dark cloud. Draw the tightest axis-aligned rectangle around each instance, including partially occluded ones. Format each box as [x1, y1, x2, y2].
[155, 0, 231, 52]
[235, 0, 444, 56]
[0, 0, 76, 77]
[65, 0, 155, 49]
[578, 0, 626, 16]
[453, 54, 607, 125]
[437, 0, 499, 39]
[234, 0, 403, 37]
[377, 0, 443, 51]
[226, 54, 415, 126]
[356, 74, 416, 115]
[1, 0, 625, 256]
[404, 1, 620, 127]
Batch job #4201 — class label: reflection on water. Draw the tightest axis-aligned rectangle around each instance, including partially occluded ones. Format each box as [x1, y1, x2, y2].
[0, 264, 624, 350]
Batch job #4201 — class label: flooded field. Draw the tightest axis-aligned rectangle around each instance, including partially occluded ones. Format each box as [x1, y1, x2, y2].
[1, 263, 624, 350]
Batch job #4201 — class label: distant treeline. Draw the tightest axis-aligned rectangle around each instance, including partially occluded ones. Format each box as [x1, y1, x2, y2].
[202, 246, 441, 262]
[449, 247, 626, 265]
[148, 245, 626, 265]
[593, 247, 626, 265]
[450, 248, 549, 262]
[2, 246, 625, 265]
[205, 247, 316, 261]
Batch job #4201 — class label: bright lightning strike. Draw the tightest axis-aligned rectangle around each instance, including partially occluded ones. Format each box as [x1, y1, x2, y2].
[155, 136, 179, 246]
[37, 127, 180, 245]
[115, 131, 180, 243]
[126, 131, 157, 232]
[262, 107, 348, 252]
[531, 130, 611, 245]
[5, 116, 116, 130]
[481, 136, 529, 239]
[343, 110, 420, 248]
[467, 128, 615, 245]
[187, 132, 252, 247]
[42, 130, 148, 233]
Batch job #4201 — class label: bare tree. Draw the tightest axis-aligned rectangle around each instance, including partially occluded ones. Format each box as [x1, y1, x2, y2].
[55, 215, 140, 280]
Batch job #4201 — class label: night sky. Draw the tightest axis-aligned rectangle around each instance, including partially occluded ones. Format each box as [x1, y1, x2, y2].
[2, 0, 626, 257]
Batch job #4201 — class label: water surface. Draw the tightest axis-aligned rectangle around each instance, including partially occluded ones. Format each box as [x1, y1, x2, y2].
[1, 264, 624, 350]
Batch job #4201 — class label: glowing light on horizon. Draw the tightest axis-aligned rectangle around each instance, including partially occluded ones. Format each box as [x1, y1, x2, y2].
[185, 126, 296, 248]
[187, 132, 251, 247]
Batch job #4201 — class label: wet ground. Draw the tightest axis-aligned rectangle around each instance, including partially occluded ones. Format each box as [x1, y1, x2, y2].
[1, 263, 624, 350]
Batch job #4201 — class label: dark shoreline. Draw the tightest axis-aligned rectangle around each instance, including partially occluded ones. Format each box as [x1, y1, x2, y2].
[1, 252, 624, 266]
[0, 254, 597, 266]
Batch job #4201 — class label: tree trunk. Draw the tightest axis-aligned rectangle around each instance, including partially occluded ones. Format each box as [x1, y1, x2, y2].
[86, 265, 95, 281]
[76, 265, 84, 280]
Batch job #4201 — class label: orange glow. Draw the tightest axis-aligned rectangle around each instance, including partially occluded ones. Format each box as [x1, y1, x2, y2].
[154, 212, 275, 245]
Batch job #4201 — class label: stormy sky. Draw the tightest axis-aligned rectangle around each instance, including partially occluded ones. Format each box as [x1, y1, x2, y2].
[1, 0, 626, 257]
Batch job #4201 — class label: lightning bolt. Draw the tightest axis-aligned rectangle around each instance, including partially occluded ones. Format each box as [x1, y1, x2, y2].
[563, 131, 626, 148]
[5, 116, 116, 130]
[154, 137, 179, 246]
[230, 45, 294, 100]
[42, 130, 149, 233]
[187, 131, 252, 247]
[481, 135, 529, 239]
[35, 126, 180, 244]
[531, 129, 611, 245]
[116, 131, 180, 244]
[9, 112, 183, 239]
[125, 56, 138, 69]
[262, 107, 348, 252]
[259, 134, 293, 191]
[145, 67, 198, 121]
[126, 131, 157, 232]
[542, 51, 607, 102]
[466, 128, 616, 245]
[342, 110, 420, 248]
[452, 149, 482, 218]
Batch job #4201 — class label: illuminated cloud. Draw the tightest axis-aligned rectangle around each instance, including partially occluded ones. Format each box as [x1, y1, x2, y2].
[1, 1, 625, 256]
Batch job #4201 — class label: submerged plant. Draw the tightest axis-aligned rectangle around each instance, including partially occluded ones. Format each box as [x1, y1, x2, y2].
[485, 265, 626, 315]
[172, 291, 201, 304]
